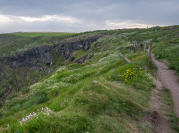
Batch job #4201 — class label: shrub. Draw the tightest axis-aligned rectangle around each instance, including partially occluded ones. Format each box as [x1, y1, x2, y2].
[31, 90, 49, 104]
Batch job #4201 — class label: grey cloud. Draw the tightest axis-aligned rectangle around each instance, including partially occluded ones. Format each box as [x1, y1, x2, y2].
[0, 0, 178, 33]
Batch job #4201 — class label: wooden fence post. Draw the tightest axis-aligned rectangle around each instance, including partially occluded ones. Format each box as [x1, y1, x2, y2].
[119, 51, 131, 63]
[144, 42, 146, 51]
[148, 42, 153, 58]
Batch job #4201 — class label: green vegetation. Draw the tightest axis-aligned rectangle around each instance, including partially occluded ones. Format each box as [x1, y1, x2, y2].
[72, 50, 87, 59]
[117, 25, 179, 73]
[0, 34, 156, 133]
[0, 26, 178, 133]
[160, 88, 179, 133]
[153, 41, 179, 73]
[11, 32, 75, 37]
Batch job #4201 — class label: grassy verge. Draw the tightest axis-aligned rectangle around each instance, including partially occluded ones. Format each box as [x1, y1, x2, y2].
[160, 88, 179, 133]
[153, 42, 179, 74]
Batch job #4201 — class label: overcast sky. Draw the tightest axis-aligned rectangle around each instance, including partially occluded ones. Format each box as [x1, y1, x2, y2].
[0, 0, 178, 33]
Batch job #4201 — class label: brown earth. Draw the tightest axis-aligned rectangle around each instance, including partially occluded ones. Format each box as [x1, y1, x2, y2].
[150, 54, 179, 133]
[150, 75, 171, 133]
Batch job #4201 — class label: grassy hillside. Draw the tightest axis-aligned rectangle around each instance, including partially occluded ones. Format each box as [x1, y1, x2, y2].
[120, 26, 179, 73]
[0, 26, 178, 133]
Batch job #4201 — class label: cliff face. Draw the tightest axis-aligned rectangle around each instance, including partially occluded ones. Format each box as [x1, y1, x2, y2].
[58, 36, 97, 58]
[0, 35, 100, 102]
[2, 45, 53, 68]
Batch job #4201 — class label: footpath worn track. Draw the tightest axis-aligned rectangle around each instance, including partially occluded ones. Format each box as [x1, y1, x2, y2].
[152, 54, 179, 117]
[150, 54, 179, 133]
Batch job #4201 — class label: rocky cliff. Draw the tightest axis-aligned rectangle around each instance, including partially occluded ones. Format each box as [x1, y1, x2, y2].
[0, 35, 100, 103]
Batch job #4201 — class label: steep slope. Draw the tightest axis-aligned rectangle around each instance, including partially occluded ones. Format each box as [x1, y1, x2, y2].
[0, 26, 178, 133]
[0, 34, 100, 104]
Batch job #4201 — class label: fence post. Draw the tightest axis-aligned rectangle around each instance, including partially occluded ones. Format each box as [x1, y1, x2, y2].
[119, 51, 131, 63]
[148, 42, 153, 58]
[144, 42, 146, 51]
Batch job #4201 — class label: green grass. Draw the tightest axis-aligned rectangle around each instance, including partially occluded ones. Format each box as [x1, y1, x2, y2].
[11, 32, 75, 37]
[153, 41, 179, 73]
[111, 25, 179, 73]
[0, 34, 156, 133]
[72, 50, 87, 59]
[160, 88, 179, 133]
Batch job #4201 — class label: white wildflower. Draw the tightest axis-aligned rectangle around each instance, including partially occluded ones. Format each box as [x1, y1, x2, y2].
[19, 107, 53, 125]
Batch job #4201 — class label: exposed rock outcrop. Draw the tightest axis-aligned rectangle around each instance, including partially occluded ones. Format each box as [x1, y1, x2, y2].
[2, 45, 53, 68]
[76, 54, 88, 64]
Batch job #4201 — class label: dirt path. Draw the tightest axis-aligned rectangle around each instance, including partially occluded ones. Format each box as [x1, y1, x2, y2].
[150, 73, 171, 133]
[149, 54, 179, 133]
[152, 54, 179, 117]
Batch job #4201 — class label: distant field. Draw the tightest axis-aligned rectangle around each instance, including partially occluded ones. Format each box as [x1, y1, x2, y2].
[11, 32, 75, 37]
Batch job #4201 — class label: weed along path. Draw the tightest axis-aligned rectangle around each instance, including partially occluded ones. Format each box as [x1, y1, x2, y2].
[152, 54, 179, 117]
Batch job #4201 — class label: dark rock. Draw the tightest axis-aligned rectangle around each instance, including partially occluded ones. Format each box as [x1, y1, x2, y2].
[76, 54, 88, 64]
[69, 57, 75, 62]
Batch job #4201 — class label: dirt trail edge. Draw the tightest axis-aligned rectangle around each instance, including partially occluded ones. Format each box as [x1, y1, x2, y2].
[149, 54, 171, 133]
[149, 54, 179, 133]
[152, 54, 179, 117]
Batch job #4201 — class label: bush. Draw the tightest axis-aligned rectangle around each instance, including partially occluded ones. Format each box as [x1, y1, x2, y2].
[31, 91, 49, 104]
